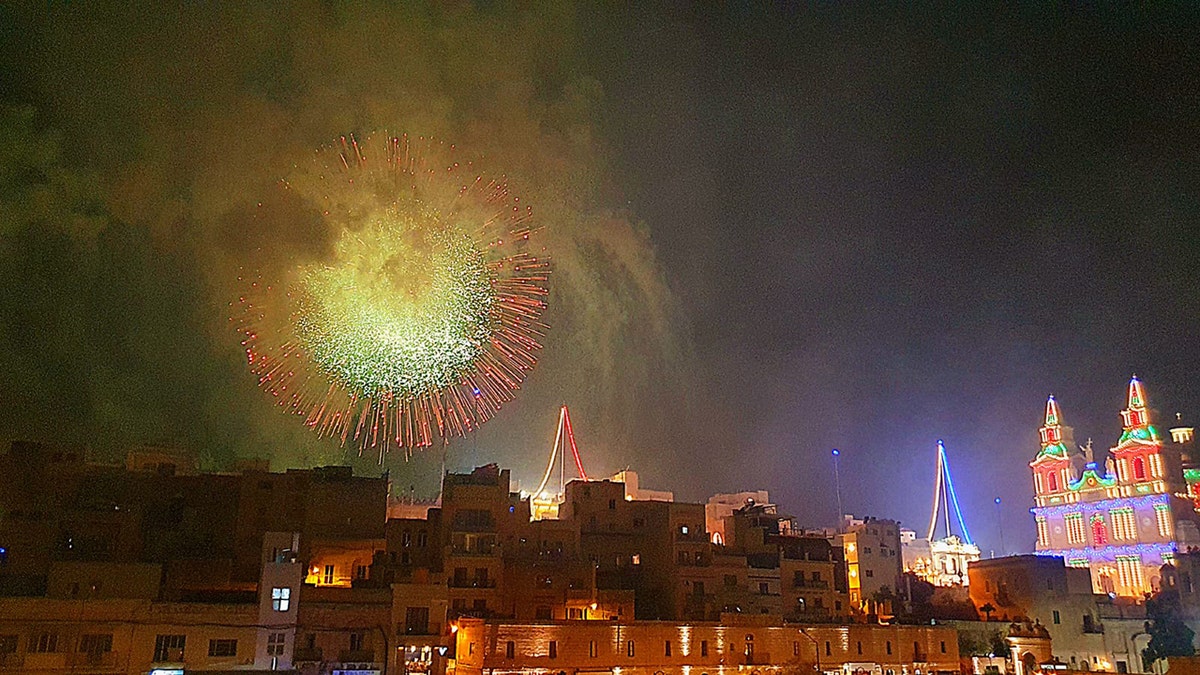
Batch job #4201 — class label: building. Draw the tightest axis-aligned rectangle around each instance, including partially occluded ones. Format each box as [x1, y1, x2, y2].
[454, 617, 961, 675]
[706, 491, 770, 545]
[839, 516, 903, 615]
[1030, 379, 1200, 596]
[611, 470, 674, 502]
[968, 555, 1152, 674]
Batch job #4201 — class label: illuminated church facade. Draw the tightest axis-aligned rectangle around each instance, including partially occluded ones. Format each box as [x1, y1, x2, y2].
[1030, 377, 1199, 597]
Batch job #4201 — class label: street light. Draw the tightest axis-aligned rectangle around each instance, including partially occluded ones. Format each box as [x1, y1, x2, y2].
[832, 449, 843, 525]
[994, 497, 1005, 557]
[798, 628, 821, 674]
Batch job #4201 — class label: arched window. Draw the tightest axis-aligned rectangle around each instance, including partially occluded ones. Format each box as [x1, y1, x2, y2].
[1091, 516, 1108, 545]
[1133, 457, 1147, 481]
[1048, 471, 1058, 492]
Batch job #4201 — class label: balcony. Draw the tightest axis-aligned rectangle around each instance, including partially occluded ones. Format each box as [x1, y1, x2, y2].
[450, 544, 497, 556]
[69, 651, 122, 670]
[741, 652, 773, 666]
[294, 647, 324, 662]
[793, 579, 830, 589]
[449, 578, 497, 589]
[339, 649, 376, 663]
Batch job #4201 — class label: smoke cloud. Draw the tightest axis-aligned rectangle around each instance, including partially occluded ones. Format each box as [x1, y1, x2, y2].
[0, 2, 688, 487]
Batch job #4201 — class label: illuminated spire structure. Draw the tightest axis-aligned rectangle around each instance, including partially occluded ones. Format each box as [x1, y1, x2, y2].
[919, 440, 980, 586]
[1110, 375, 1169, 487]
[1030, 395, 1077, 498]
[926, 440, 974, 544]
[1117, 375, 1161, 445]
[530, 405, 590, 519]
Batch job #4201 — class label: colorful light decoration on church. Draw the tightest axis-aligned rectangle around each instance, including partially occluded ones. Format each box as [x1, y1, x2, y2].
[1031, 377, 1188, 596]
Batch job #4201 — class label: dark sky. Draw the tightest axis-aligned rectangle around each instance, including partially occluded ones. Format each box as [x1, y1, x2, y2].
[1, 3, 1198, 554]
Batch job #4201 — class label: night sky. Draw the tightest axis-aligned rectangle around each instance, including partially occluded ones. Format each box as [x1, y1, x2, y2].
[1, 3, 1198, 553]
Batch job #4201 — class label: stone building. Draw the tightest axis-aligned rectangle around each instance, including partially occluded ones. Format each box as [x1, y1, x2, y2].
[454, 617, 960, 675]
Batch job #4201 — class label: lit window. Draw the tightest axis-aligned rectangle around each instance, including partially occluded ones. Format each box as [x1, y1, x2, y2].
[1065, 513, 1086, 545]
[681, 525, 689, 535]
[1156, 505, 1173, 538]
[271, 587, 291, 612]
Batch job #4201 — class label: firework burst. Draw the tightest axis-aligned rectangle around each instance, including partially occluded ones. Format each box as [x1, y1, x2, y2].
[234, 133, 549, 457]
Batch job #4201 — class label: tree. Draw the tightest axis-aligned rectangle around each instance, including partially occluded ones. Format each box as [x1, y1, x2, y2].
[1142, 589, 1195, 671]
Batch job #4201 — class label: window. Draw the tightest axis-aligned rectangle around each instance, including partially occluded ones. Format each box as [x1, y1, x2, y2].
[1036, 517, 1050, 548]
[536, 606, 552, 620]
[665, 640, 672, 656]
[416, 531, 428, 547]
[1053, 610, 1060, 624]
[208, 639, 238, 657]
[941, 640, 947, 653]
[349, 631, 365, 651]
[794, 641, 800, 657]
[1156, 505, 1173, 538]
[355, 564, 368, 580]
[1133, 457, 1146, 481]
[865, 569, 874, 578]
[324, 564, 334, 584]
[628, 640, 635, 657]
[825, 641, 831, 656]
[724, 575, 737, 587]
[506, 641, 515, 659]
[153, 634, 185, 662]
[887, 641, 892, 655]
[590, 640, 597, 657]
[759, 582, 770, 594]
[1065, 513, 1087, 545]
[402, 531, 412, 547]
[1048, 471, 1058, 491]
[632, 554, 641, 565]
[405, 606, 430, 635]
[681, 525, 690, 535]
[701, 640, 709, 657]
[267, 633, 285, 656]
[31, 632, 59, 653]
[549, 641, 558, 659]
[609, 499, 616, 510]
[857, 641, 862, 655]
[80, 634, 113, 654]
[1091, 515, 1109, 545]
[271, 586, 291, 611]
[1117, 555, 1146, 593]
[1111, 509, 1137, 541]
